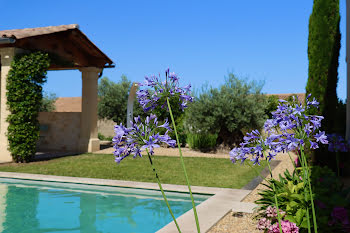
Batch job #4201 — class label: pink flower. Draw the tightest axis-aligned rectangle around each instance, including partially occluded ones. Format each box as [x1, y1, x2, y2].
[268, 220, 299, 233]
[257, 217, 272, 230]
[294, 157, 300, 167]
[266, 206, 286, 218]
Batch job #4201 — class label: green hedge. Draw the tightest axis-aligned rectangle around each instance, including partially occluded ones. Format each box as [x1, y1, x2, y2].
[98, 133, 113, 141]
[186, 133, 217, 150]
[6, 52, 50, 162]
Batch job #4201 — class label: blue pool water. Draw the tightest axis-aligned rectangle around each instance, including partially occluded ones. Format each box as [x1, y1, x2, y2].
[0, 178, 210, 233]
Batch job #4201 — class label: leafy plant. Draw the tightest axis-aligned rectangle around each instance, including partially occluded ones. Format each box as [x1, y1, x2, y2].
[185, 73, 267, 147]
[98, 133, 113, 141]
[186, 133, 217, 151]
[39, 91, 57, 112]
[256, 169, 311, 230]
[265, 95, 279, 119]
[98, 75, 131, 124]
[7, 52, 50, 162]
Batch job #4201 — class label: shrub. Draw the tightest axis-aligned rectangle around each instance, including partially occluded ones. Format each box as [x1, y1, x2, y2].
[98, 133, 113, 141]
[98, 75, 131, 124]
[265, 95, 279, 118]
[39, 92, 57, 112]
[7, 52, 50, 162]
[186, 133, 217, 151]
[185, 73, 267, 147]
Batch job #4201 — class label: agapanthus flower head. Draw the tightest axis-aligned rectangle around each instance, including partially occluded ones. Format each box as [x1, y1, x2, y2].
[230, 95, 328, 165]
[136, 69, 193, 112]
[329, 206, 350, 227]
[113, 115, 176, 163]
[230, 129, 278, 165]
[327, 133, 349, 153]
[265, 95, 328, 150]
[306, 93, 320, 108]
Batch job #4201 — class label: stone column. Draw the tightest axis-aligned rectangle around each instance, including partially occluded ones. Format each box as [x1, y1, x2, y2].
[79, 67, 101, 152]
[0, 48, 21, 162]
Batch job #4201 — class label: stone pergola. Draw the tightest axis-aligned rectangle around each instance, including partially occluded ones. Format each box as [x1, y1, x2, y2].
[0, 24, 114, 162]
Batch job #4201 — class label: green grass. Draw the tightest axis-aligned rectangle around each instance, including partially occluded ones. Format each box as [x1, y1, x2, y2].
[0, 154, 266, 189]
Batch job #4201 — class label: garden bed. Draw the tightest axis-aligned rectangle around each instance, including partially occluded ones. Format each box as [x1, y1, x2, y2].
[209, 152, 298, 233]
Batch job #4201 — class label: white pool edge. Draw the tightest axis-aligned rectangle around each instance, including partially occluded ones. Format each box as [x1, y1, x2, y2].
[0, 172, 251, 233]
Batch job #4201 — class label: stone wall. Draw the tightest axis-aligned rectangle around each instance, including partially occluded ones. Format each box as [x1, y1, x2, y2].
[97, 118, 116, 137]
[37, 112, 81, 151]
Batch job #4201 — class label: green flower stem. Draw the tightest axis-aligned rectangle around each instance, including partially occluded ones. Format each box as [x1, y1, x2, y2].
[306, 206, 311, 233]
[247, 162, 269, 183]
[287, 152, 296, 170]
[266, 159, 283, 233]
[300, 146, 318, 233]
[298, 151, 311, 232]
[166, 98, 200, 233]
[146, 149, 182, 233]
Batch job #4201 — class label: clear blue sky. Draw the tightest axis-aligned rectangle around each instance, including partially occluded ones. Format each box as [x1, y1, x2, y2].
[0, 0, 347, 100]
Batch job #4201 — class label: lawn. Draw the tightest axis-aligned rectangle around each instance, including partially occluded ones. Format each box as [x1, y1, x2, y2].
[0, 154, 266, 189]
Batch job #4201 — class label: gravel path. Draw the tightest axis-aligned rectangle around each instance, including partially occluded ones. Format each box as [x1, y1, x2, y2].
[96, 146, 297, 233]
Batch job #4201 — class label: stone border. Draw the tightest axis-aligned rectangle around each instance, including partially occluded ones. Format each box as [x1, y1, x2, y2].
[242, 160, 281, 190]
[0, 172, 251, 233]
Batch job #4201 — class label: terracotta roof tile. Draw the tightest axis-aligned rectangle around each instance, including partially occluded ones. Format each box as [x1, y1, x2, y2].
[0, 24, 79, 39]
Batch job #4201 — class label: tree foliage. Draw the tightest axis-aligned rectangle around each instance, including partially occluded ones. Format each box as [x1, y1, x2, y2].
[185, 73, 267, 147]
[39, 92, 57, 112]
[306, 0, 342, 165]
[265, 95, 279, 119]
[306, 0, 341, 132]
[98, 75, 131, 124]
[7, 52, 50, 162]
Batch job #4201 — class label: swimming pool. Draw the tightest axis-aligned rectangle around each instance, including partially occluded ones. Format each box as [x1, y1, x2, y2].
[0, 178, 210, 233]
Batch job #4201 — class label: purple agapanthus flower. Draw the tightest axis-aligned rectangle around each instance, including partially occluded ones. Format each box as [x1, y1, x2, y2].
[328, 206, 350, 227]
[314, 131, 328, 144]
[229, 95, 328, 165]
[113, 114, 176, 163]
[136, 69, 193, 112]
[327, 133, 349, 153]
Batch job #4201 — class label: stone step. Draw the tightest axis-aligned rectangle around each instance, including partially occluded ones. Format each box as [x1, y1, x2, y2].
[231, 201, 257, 214]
